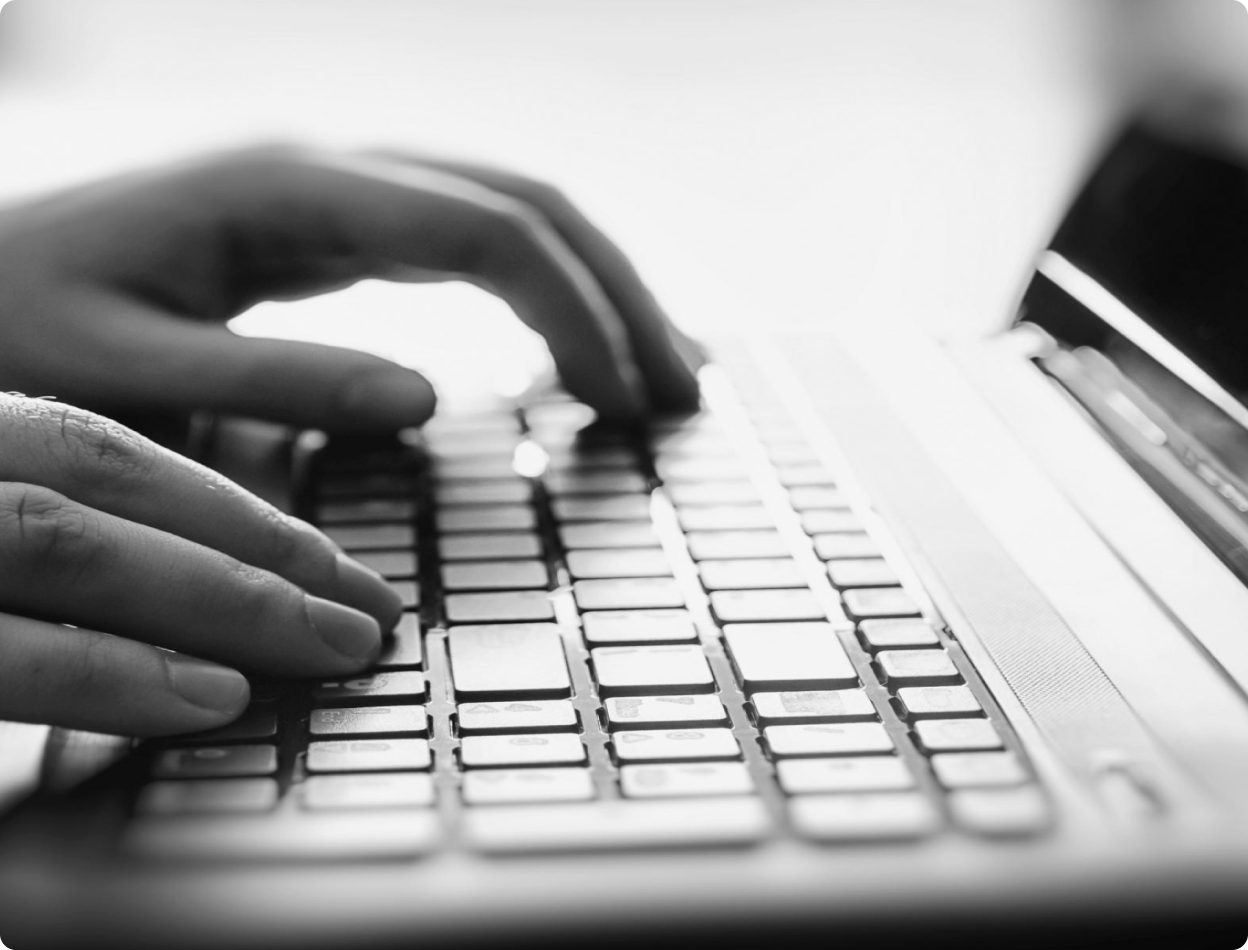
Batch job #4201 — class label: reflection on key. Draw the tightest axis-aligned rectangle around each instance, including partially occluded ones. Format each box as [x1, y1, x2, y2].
[565, 549, 671, 579]
[842, 587, 921, 619]
[457, 699, 578, 734]
[573, 578, 685, 611]
[604, 694, 729, 730]
[309, 705, 428, 737]
[460, 733, 587, 768]
[152, 745, 277, 779]
[449, 625, 571, 700]
[710, 589, 825, 624]
[136, 779, 278, 816]
[302, 773, 435, 810]
[313, 672, 428, 705]
[699, 558, 805, 591]
[324, 524, 415, 551]
[612, 728, 741, 763]
[439, 533, 543, 561]
[375, 616, 423, 671]
[445, 591, 555, 624]
[581, 609, 699, 645]
[559, 521, 658, 550]
[723, 623, 857, 691]
[442, 560, 549, 591]
[913, 718, 1004, 753]
[751, 689, 877, 725]
[790, 793, 940, 842]
[620, 762, 754, 798]
[777, 757, 914, 794]
[593, 645, 715, 696]
[896, 685, 983, 718]
[463, 767, 595, 804]
[931, 751, 1027, 789]
[764, 722, 895, 757]
[306, 739, 431, 773]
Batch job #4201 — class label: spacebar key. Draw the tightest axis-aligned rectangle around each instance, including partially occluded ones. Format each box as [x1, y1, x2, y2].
[464, 797, 770, 853]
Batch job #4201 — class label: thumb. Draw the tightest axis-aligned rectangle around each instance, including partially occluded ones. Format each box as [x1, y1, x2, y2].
[43, 293, 438, 430]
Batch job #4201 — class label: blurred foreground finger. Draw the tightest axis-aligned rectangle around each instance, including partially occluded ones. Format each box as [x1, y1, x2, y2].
[0, 613, 249, 737]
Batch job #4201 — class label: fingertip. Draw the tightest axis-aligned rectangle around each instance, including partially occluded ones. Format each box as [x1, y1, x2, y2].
[335, 367, 438, 430]
[163, 653, 251, 717]
[333, 553, 404, 631]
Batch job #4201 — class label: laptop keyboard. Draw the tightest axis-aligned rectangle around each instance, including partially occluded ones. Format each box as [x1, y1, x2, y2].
[123, 352, 1053, 860]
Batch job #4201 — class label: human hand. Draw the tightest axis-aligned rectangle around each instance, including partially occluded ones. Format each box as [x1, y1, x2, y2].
[0, 146, 703, 427]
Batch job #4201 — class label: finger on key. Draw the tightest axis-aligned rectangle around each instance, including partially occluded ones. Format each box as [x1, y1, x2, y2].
[0, 482, 380, 675]
[0, 396, 401, 629]
[0, 613, 250, 737]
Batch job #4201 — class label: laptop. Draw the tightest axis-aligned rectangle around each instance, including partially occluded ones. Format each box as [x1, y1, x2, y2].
[1, 113, 1247, 950]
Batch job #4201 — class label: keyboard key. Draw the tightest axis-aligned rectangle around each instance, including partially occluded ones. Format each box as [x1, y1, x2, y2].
[764, 722, 894, 757]
[559, 521, 658, 550]
[593, 645, 716, 696]
[445, 590, 555, 623]
[463, 767, 595, 804]
[449, 624, 571, 699]
[842, 588, 922, 619]
[552, 496, 653, 522]
[318, 498, 416, 525]
[678, 506, 774, 531]
[460, 733, 587, 768]
[799, 510, 863, 535]
[788, 487, 848, 510]
[313, 672, 428, 705]
[375, 615, 423, 670]
[931, 751, 1028, 788]
[546, 470, 648, 494]
[859, 618, 940, 650]
[686, 530, 789, 560]
[126, 811, 441, 861]
[667, 482, 760, 505]
[306, 739, 432, 773]
[698, 558, 805, 590]
[722, 623, 857, 691]
[436, 459, 520, 480]
[581, 609, 699, 644]
[877, 649, 961, 685]
[764, 442, 820, 464]
[437, 505, 537, 533]
[620, 762, 754, 798]
[573, 578, 684, 611]
[896, 685, 983, 718]
[544, 446, 638, 469]
[710, 588, 825, 624]
[351, 550, 418, 579]
[565, 549, 671, 579]
[948, 787, 1051, 837]
[657, 459, 750, 481]
[319, 472, 415, 499]
[441, 560, 549, 591]
[463, 798, 770, 853]
[388, 579, 420, 610]
[751, 689, 877, 725]
[775, 463, 836, 487]
[457, 699, 578, 734]
[790, 793, 940, 842]
[178, 705, 278, 743]
[136, 779, 278, 816]
[324, 524, 415, 551]
[152, 745, 277, 779]
[439, 532, 542, 561]
[826, 558, 899, 589]
[613, 728, 741, 763]
[813, 533, 880, 560]
[435, 480, 531, 505]
[604, 694, 729, 730]
[302, 772, 435, 810]
[913, 718, 1004, 753]
[309, 705, 428, 737]
[777, 756, 915, 794]
[428, 434, 521, 458]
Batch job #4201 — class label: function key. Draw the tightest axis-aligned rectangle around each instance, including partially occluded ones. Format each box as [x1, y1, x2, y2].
[913, 718, 1004, 753]
[896, 685, 983, 719]
[462, 767, 595, 804]
[776, 756, 915, 794]
[603, 694, 729, 730]
[826, 559, 899, 589]
[306, 739, 432, 773]
[309, 706, 428, 737]
[751, 689, 877, 726]
[619, 762, 754, 798]
[302, 773, 435, 810]
[842, 587, 921, 620]
[439, 532, 542, 561]
[858, 618, 941, 650]
[445, 590, 555, 624]
[764, 722, 894, 758]
[136, 778, 278, 816]
[581, 609, 699, 645]
[876, 650, 961, 686]
[456, 699, 578, 734]
[611, 728, 741, 763]
[592, 645, 715, 696]
[460, 734, 587, 769]
[152, 745, 277, 779]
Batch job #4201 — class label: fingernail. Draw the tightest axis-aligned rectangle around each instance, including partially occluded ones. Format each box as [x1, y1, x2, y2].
[340, 370, 437, 428]
[306, 595, 381, 661]
[164, 654, 250, 713]
[335, 553, 403, 628]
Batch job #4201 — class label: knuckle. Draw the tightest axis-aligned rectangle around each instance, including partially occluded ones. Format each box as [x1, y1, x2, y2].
[52, 406, 155, 486]
[222, 557, 299, 630]
[0, 482, 94, 569]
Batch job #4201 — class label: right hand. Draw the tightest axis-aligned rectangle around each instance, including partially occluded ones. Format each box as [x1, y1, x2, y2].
[0, 395, 402, 737]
